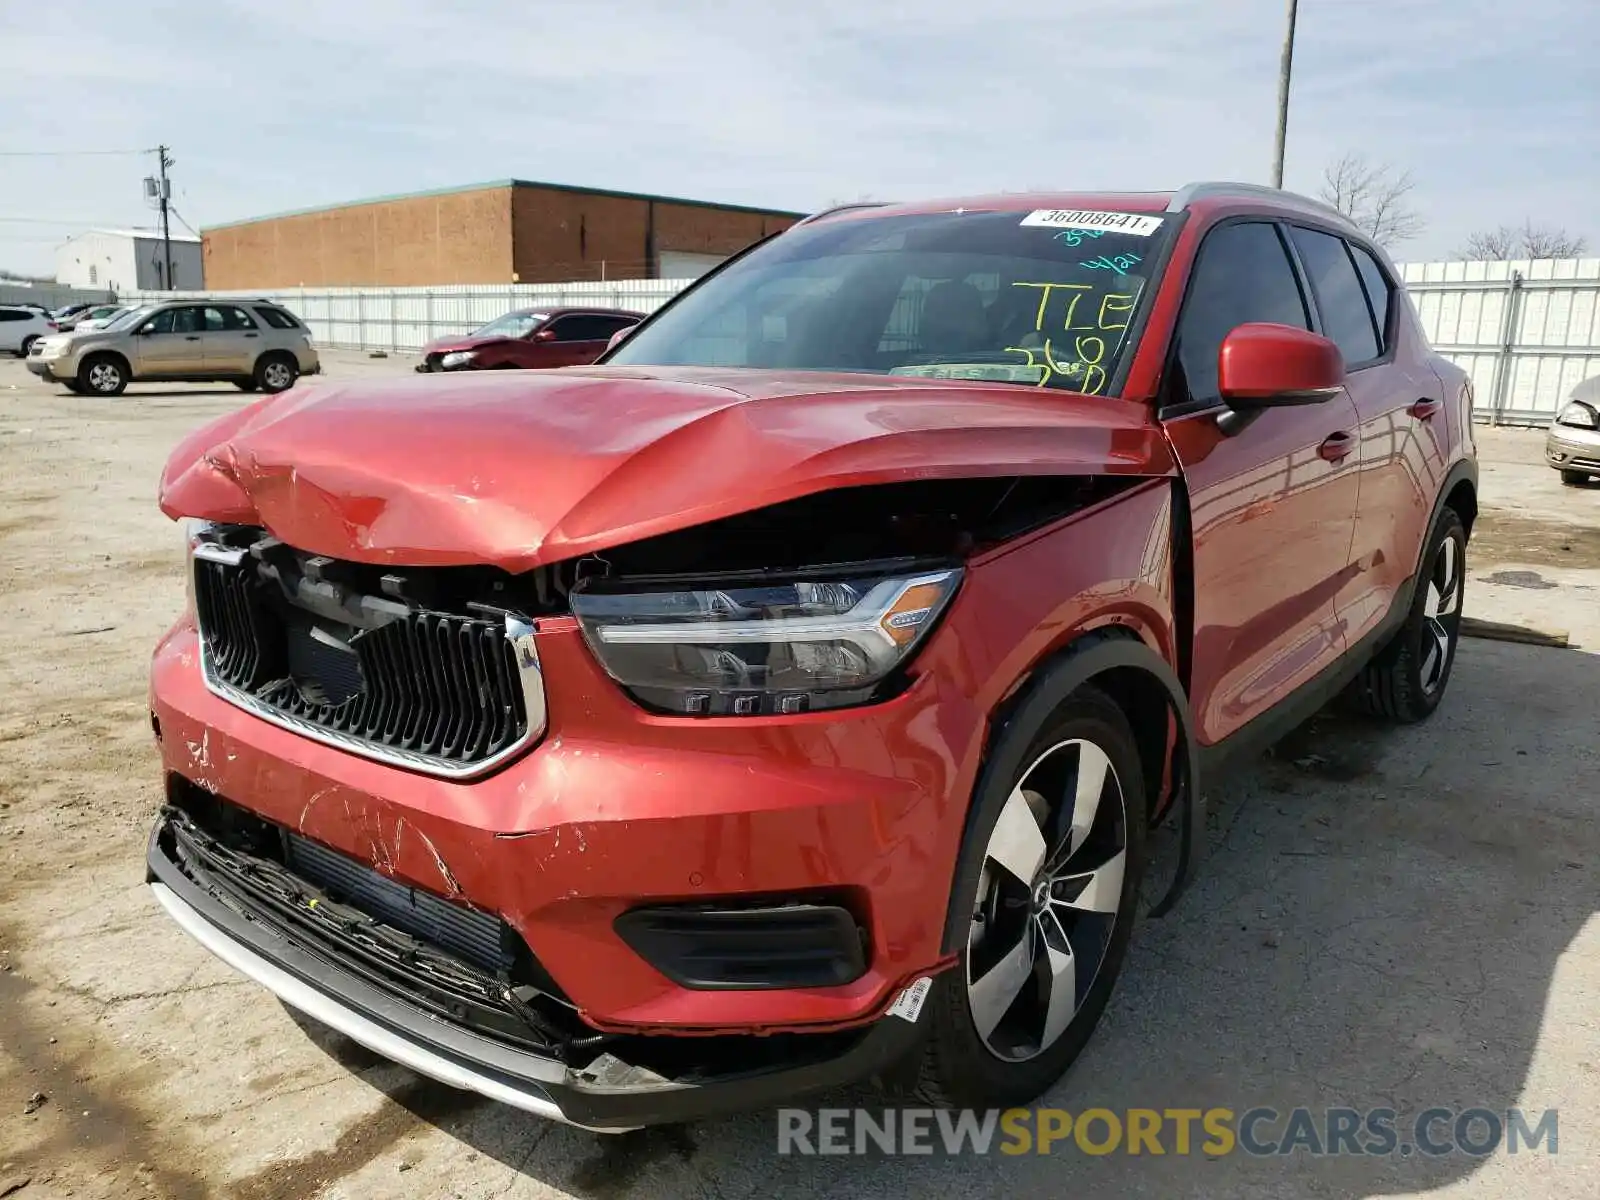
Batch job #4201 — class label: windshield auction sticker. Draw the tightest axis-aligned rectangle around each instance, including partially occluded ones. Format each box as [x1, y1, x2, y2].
[1020, 209, 1165, 237]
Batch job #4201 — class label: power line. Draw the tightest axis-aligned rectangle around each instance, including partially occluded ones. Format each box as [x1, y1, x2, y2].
[0, 148, 156, 158]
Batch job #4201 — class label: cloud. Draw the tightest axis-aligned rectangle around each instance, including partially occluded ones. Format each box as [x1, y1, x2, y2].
[2, 0, 1593, 274]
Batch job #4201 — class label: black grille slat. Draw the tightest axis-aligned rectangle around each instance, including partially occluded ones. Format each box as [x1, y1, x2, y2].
[195, 550, 529, 771]
[285, 833, 509, 972]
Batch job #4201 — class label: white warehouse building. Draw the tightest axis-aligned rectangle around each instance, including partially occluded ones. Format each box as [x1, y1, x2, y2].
[55, 228, 202, 293]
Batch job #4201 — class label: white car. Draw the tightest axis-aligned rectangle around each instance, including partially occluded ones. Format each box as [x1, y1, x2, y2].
[57, 303, 124, 332]
[71, 305, 128, 332]
[0, 305, 56, 356]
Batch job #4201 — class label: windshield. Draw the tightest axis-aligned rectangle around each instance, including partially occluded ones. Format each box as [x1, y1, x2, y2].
[471, 311, 547, 339]
[608, 209, 1172, 394]
[102, 306, 152, 331]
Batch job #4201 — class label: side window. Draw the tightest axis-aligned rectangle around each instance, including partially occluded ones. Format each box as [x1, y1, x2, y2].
[172, 307, 204, 334]
[219, 306, 258, 331]
[143, 308, 178, 335]
[0, 311, 25, 323]
[1347, 243, 1393, 352]
[1174, 221, 1310, 404]
[546, 315, 623, 342]
[201, 306, 227, 332]
[1287, 227, 1380, 366]
[253, 306, 301, 330]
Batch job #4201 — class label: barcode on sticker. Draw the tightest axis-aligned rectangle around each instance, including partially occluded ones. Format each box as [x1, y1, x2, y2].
[1020, 209, 1164, 237]
[887, 976, 933, 1023]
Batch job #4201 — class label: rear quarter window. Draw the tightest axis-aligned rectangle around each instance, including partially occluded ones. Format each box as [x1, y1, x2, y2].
[253, 307, 302, 330]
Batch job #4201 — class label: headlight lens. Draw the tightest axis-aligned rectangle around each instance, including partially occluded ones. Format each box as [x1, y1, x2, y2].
[1557, 400, 1598, 430]
[572, 568, 962, 715]
[440, 350, 477, 369]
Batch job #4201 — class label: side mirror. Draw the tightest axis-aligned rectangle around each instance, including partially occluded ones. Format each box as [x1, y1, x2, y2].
[136, 325, 156, 336]
[606, 324, 637, 353]
[1218, 322, 1344, 407]
[533, 328, 557, 342]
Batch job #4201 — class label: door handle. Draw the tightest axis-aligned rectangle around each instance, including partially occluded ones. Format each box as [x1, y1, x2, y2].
[1318, 431, 1356, 463]
[1409, 398, 1442, 420]
[184, 335, 201, 341]
[244, 332, 259, 338]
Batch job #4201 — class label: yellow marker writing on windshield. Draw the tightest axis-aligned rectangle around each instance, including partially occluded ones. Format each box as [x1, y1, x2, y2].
[1012, 281, 1093, 332]
[1098, 293, 1136, 331]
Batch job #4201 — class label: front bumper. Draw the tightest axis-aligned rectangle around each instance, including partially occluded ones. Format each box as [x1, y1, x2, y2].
[26, 357, 70, 381]
[1546, 424, 1600, 474]
[146, 818, 923, 1130]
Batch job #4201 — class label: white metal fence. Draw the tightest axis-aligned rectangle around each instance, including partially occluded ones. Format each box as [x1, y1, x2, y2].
[1399, 258, 1600, 426]
[121, 257, 1600, 426]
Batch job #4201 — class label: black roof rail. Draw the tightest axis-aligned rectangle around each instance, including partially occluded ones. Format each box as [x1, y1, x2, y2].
[797, 201, 894, 225]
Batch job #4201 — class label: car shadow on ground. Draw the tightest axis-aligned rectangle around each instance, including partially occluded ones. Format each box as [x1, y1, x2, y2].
[295, 638, 1596, 1200]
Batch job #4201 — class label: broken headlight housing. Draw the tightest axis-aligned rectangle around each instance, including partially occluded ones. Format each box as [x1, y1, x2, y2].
[572, 568, 961, 715]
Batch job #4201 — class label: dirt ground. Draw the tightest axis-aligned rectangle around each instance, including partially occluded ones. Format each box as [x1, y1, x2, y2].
[1, 352, 1596, 1200]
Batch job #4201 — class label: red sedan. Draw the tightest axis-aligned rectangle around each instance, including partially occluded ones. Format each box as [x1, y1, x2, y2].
[417, 307, 642, 373]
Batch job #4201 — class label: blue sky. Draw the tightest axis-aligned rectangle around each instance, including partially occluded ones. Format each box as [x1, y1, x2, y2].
[2, 0, 1593, 277]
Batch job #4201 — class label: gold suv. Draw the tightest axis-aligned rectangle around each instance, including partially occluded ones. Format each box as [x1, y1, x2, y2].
[27, 298, 320, 396]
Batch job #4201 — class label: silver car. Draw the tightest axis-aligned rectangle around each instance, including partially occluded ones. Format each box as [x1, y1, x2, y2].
[1546, 376, 1600, 486]
[27, 298, 319, 396]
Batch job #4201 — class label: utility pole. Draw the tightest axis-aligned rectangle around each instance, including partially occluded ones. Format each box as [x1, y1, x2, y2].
[156, 144, 173, 290]
[1271, 0, 1298, 189]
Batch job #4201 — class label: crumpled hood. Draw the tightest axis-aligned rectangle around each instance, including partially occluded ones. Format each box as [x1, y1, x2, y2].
[159, 366, 1175, 572]
[420, 333, 510, 356]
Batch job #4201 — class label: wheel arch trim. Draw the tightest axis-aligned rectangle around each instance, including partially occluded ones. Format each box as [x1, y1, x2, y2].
[944, 632, 1203, 949]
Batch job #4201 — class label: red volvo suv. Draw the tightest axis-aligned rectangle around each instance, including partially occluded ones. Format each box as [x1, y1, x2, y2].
[147, 184, 1477, 1130]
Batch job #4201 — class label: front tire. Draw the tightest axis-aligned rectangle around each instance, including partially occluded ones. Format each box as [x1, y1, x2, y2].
[914, 685, 1145, 1108]
[1560, 469, 1591, 487]
[78, 354, 128, 397]
[1347, 507, 1466, 723]
[255, 353, 298, 394]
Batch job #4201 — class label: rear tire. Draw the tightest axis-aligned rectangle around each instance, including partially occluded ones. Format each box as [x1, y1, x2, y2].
[19, 335, 38, 357]
[78, 353, 128, 397]
[255, 353, 298, 394]
[1347, 507, 1466, 723]
[1560, 469, 1590, 487]
[912, 684, 1145, 1108]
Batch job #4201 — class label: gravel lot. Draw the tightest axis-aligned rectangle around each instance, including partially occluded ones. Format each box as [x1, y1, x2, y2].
[1, 351, 1596, 1199]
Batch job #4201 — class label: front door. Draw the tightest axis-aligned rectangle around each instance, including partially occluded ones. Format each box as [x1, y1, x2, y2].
[1160, 220, 1363, 747]
[539, 314, 622, 367]
[132, 305, 208, 375]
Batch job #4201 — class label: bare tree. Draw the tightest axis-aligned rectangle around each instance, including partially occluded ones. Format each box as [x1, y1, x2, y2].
[1317, 152, 1425, 247]
[1456, 221, 1588, 261]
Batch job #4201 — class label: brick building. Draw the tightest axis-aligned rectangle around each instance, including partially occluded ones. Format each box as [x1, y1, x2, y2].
[200, 180, 806, 289]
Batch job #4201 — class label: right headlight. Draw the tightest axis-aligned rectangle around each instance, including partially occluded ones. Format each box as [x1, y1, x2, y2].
[440, 350, 477, 369]
[1556, 401, 1598, 430]
[572, 568, 962, 716]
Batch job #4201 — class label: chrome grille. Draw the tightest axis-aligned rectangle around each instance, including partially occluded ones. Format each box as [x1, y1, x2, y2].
[192, 547, 540, 776]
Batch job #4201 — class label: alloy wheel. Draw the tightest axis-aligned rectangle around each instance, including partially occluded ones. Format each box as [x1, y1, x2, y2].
[1420, 532, 1463, 696]
[88, 362, 121, 393]
[262, 361, 295, 390]
[967, 737, 1128, 1062]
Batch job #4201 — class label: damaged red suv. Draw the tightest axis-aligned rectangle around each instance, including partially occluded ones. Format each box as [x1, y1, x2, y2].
[148, 184, 1477, 1130]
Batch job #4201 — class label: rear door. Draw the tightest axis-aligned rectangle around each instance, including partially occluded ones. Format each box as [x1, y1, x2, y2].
[0, 308, 29, 351]
[1286, 227, 1448, 643]
[202, 304, 263, 373]
[1160, 219, 1364, 747]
